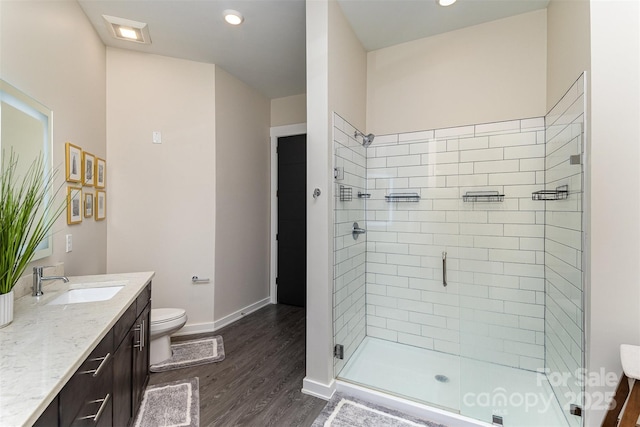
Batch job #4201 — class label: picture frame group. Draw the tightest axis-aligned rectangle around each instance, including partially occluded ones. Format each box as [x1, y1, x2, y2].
[65, 142, 107, 225]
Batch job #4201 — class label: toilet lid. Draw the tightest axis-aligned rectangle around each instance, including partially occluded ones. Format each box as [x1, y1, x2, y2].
[151, 308, 186, 324]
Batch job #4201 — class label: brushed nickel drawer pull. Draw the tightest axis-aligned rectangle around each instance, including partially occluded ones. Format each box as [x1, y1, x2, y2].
[78, 393, 110, 422]
[79, 352, 111, 377]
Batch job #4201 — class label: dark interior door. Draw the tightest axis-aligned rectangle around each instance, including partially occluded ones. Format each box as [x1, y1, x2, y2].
[277, 134, 306, 307]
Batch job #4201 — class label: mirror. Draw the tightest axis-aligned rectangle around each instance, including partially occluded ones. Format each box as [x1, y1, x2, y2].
[0, 79, 54, 261]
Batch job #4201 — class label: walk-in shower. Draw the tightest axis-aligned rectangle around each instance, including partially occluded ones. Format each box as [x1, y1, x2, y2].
[332, 74, 586, 427]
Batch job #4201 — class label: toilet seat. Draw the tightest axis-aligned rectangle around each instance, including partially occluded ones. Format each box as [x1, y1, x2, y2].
[151, 308, 186, 324]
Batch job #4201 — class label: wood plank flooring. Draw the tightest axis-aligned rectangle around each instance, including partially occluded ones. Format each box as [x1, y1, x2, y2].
[148, 303, 327, 426]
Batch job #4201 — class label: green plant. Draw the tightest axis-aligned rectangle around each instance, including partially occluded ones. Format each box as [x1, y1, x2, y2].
[0, 152, 64, 294]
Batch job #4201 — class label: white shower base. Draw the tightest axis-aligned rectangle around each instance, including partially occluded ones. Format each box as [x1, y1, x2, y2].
[339, 337, 569, 427]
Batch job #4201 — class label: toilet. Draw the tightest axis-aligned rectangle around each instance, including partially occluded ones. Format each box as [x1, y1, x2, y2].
[149, 308, 188, 365]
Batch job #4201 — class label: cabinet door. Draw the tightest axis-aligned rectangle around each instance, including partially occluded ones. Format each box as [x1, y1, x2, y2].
[132, 303, 150, 418]
[112, 328, 134, 427]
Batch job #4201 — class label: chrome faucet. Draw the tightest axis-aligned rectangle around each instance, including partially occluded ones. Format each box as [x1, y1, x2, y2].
[33, 266, 69, 297]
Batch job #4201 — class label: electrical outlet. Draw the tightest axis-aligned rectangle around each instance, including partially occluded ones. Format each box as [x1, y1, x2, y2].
[65, 234, 72, 253]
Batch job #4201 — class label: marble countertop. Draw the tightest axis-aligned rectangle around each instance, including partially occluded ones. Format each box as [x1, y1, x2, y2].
[0, 271, 155, 427]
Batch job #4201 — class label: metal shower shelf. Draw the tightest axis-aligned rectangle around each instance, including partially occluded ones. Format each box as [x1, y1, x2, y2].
[385, 192, 421, 202]
[532, 185, 569, 201]
[462, 191, 504, 203]
[339, 185, 352, 202]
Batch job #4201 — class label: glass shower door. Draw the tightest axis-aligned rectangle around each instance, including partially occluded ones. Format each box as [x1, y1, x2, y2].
[332, 114, 368, 379]
[407, 134, 462, 412]
[336, 125, 463, 413]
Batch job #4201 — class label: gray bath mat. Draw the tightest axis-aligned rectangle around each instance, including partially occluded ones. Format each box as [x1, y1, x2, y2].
[134, 377, 199, 427]
[312, 393, 447, 427]
[150, 336, 225, 372]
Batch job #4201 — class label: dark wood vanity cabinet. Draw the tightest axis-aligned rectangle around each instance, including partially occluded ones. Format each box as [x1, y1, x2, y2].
[59, 329, 114, 427]
[113, 285, 151, 427]
[32, 396, 59, 427]
[133, 303, 151, 412]
[33, 282, 151, 427]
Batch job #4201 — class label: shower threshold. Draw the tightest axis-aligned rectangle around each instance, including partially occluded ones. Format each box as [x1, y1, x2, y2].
[338, 337, 569, 427]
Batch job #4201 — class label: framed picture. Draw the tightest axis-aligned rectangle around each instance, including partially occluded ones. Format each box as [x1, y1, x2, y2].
[65, 143, 82, 183]
[82, 151, 95, 187]
[96, 190, 106, 221]
[84, 193, 93, 218]
[67, 187, 82, 225]
[96, 158, 106, 189]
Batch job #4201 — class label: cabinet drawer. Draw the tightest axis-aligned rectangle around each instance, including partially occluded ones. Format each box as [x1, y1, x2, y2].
[33, 395, 58, 427]
[135, 283, 151, 317]
[59, 330, 113, 427]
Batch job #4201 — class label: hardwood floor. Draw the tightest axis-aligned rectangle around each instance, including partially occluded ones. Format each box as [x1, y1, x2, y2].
[148, 304, 327, 426]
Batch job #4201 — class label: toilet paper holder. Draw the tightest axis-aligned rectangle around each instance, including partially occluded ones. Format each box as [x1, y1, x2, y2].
[191, 276, 210, 284]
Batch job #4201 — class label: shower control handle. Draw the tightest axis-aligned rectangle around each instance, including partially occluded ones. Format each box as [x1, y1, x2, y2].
[352, 222, 366, 240]
[442, 251, 447, 287]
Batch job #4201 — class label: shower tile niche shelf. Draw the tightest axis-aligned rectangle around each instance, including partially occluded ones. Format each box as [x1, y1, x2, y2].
[385, 192, 420, 202]
[462, 191, 504, 203]
[532, 185, 569, 201]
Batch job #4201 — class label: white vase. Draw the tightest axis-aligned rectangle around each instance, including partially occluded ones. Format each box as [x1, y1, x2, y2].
[0, 290, 14, 328]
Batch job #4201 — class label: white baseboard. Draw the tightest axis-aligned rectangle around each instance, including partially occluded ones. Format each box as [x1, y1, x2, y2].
[173, 321, 216, 336]
[336, 381, 491, 427]
[213, 297, 272, 330]
[173, 297, 273, 337]
[302, 377, 336, 401]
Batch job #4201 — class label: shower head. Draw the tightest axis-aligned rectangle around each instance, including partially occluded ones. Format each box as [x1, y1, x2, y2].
[354, 131, 375, 148]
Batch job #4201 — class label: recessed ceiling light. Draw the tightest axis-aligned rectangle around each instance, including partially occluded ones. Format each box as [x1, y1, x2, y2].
[437, 0, 457, 6]
[118, 27, 139, 40]
[224, 10, 244, 26]
[102, 15, 151, 44]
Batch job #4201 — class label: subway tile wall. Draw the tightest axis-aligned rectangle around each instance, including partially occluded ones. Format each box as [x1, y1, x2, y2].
[365, 117, 548, 371]
[544, 74, 585, 427]
[333, 113, 367, 374]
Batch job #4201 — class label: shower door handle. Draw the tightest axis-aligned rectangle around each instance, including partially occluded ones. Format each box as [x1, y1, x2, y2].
[442, 251, 447, 287]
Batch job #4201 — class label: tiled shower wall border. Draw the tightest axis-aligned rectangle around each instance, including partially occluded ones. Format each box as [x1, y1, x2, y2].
[333, 113, 367, 375]
[365, 117, 548, 371]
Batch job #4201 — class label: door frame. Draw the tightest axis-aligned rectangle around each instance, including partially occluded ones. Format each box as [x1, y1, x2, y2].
[270, 123, 307, 304]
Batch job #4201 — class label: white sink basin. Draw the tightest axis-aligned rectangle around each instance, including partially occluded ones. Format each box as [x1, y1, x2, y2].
[47, 286, 124, 305]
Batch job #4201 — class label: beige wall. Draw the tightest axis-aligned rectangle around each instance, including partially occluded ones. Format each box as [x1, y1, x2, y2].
[214, 67, 271, 321]
[0, 0, 106, 276]
[546, 0, 591, 110]
[367, 10, 547, 135]
[329, 1, 367, 132]
[271, 93, 307, 127]
[106, 49, 216, 329]
[304, 0, 367, 398]
[587, 2, 640, 426]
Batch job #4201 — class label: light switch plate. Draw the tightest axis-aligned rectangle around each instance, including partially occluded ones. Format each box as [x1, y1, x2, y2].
[65, 234, 72, 253]
[152, 131, 162, 144]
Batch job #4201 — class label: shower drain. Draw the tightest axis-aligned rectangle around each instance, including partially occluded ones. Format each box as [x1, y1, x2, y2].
[435, 374, 450, 383]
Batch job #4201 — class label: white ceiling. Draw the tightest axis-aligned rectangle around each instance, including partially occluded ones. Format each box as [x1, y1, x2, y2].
[77, 0, 549, 100]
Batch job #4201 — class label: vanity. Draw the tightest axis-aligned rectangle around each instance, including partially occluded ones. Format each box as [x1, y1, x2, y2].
[0, 271, 154, 427]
